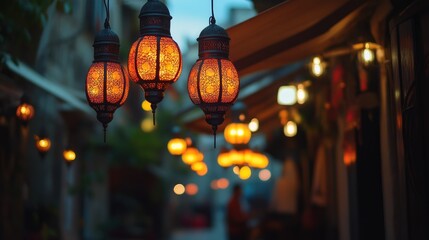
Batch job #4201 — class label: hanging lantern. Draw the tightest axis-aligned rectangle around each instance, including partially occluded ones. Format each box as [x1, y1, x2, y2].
[353, 42, 379, 66]
[128, 0, 182, 125]
[182, 146, 204, 165]
[224, 123, 251, 145]
[16, 96, 35, 125]
[86, 0, 129, 142]
[217, 148, 233, 168]
[63, 149, 76, 166]
[167, 137, 187, 155]
[309, 56, 326, 77]
[224, 102, 251, 146]
[34, 128, 51, 159]
[247, 151, 269, 169]
[187, 0, 240, 148]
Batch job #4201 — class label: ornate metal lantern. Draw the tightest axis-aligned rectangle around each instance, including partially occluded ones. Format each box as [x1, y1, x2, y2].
[16, 95, 35, 125]
[187, 0, 240, 148]
[86, 0, 129, 142]
[128, 0, 182, 124]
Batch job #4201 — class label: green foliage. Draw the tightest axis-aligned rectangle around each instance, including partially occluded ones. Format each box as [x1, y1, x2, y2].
[0, 0, 71, 65]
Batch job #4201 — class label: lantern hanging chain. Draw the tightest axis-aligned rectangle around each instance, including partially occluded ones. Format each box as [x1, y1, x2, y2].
[103, 0, 110, 29]
[209, 0, 216, 24]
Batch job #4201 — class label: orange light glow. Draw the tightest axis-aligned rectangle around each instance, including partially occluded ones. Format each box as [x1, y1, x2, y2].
[191, 161, 207, 172]
[141, 100, 152, 111]
[239, 166, 251, 180]
[167, 138, 187, 155]
[196, 164, 208, 176]
[248, 151, 269, 169]
[188, 59, 239, 105]
[217, 178, 229, 189]
[182, 147, 204, 165]
[63, 150, 76, 162]
[185, 183, 198, 195]
[128, 36, 182, 85]
[16, 103, 34, 122]
[217, 149, 233, 168]
[86, 62, 129, 105]
[224, 123, 252, 145]
[35, 136, 51, 154]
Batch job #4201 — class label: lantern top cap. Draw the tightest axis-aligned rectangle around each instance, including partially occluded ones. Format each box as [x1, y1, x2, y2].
[198, 23, 229, 40]
[94, 28, 119, 45]
[139, 0, 171, 19]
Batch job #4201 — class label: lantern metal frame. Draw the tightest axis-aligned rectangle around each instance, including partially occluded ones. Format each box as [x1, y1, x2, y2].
[85, 0, 128, 142]
[128, 0, 182, 124]
[187, 0, 240, 148]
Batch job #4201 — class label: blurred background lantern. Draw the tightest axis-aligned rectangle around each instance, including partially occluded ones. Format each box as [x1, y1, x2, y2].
[182, 146, 204, 165]
[296, 83, 308, 104]
[310, 56, 327, 77]
[16, 95, 34, 125]
[63, 149, 76, 166]
[284, 120, 298, 137]
[128, 0, 182, 125]
[217, 148, 233, 168]
[224, 103, 251, 147]
[86, 0, 129, 142]
[353, 42, 380, 66]
[167, 137, 187, 155]
[187, 0, 240, 148]
[34, 128, 51, 159]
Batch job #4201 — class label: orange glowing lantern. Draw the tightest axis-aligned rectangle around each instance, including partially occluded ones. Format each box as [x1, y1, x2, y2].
[86, 2, 129, 142]
[16, 96, 34, 125]
[224, 123, 251, 145]
[187, 2, 239, 148]
[167, 137, 187, 155]
[34, 128, 51, 158]
[128, 0, 182, 124]
[63, 149, 76, 166]
[182, 146, 204, 165]
[217, 148, 233, 168]
[247, 151, 269, 169]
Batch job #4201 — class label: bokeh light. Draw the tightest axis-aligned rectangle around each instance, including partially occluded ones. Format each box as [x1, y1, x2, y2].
[186, 183, 198, 195]
[173, 184, 185, 195]
[259, 169, 271, 181]
[248, 118, 259, 132]
[239, 166, 251, 180]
